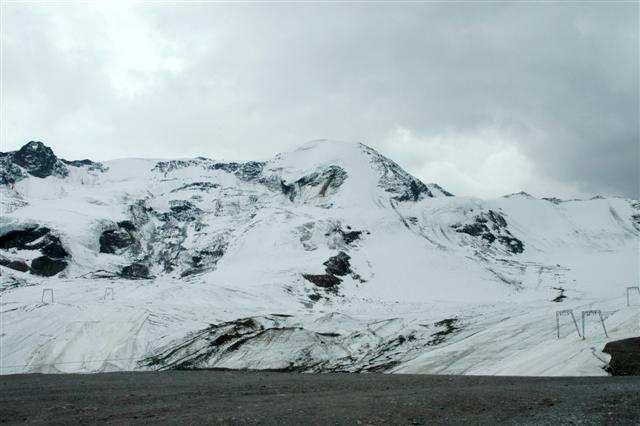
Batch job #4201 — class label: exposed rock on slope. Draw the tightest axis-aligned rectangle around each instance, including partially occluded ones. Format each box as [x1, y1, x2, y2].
[323, 251, 352, 276]
[0, 226, 69, 276]
[361, 143, 453, 201]
[99, 223, 137, 254]
[453, 209, 524, 254]
[603, 337, 640, 376]
[0, 141, 107, 185]
[141, 314, 463, 372]
[30, 256, 67, 277]
[121, 262, 150, 279]
[11, 141, 68, 179]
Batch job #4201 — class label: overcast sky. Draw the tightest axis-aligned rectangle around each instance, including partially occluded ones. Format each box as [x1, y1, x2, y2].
[1, 2, 638, 198]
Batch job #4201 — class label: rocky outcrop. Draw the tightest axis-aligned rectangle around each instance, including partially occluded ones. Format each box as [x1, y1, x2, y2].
[0, 154, 26, 185]
[11, 141, 68, 179]
[339, 228, 363, 245]
[303, 250, 363, 289]
[99, 222, 137, 254]
[603, 337, 640, 376]
[302, 273, 342, 288]
[31, 256, 67, 277]
[1, 141, 106, 185]
[181, 245, 226, 277]
[631, 201, 640, 233]
[152, 158, 265, 182]
[0, 226, 70, 276]
[361, 143, 453, 201]
[121, 262, 150, 279]
[60, 158, 108, 172]
[171, 182, 220, 193]
[0, 227, 51, 249]
[141, 314, 464, 373]
[0, 256, 30, 272]
[323, 251, 352, 276]
[453, 210, 524, 254]
[275, 165, 348, 202]
[325, 224, 366, 246]
[159, 200, 202, 222]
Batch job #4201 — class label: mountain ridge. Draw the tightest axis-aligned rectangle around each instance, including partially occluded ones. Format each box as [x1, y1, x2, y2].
[0, 139, 638, 376]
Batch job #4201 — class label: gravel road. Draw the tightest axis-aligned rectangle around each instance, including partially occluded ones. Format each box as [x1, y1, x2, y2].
[1, 371, 639, 424]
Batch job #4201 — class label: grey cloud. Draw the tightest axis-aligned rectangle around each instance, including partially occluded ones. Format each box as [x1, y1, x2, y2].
[1, 2, 637, 197]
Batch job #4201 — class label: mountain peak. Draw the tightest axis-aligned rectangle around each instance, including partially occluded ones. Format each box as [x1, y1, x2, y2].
[19, 140, 49, 152]
[268, 139, 452, 204]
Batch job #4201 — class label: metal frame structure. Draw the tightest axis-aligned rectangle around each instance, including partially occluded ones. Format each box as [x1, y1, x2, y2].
[104, 287, 115, 300]
[556, 309, 581, 338]
[626, 286, 640, 307]
[581, 309, 608, 339]
[41, 288, 54, 304]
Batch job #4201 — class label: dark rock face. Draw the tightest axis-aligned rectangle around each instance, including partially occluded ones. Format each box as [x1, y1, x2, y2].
[360, 144, 453, 201]
[121, 263, 150, 279]
[543, 197, 563, 205]
[456, 223, 485, 237]
[12, 141, 68, 179]
[603, 337, 640, 376]
[323, 251, 351, 276]
[171, 182, 220, 193]
[152, 158, 265, 182]
[631, 202, 640, 232]
[302, 274, 342, 288]
[235, 161, 265, 181]
[0, 156, 26, 185]
[428, 183, 454, 197]
[340, 229, 362, 245]
[99, 228, 135, 254]
[0, 227, 50, 249]
[0, 256, 30, 272]
[276, 166, 348, 202]
[142, 317, 266, 369]
[39, 236, 69, 258]
[0, 227, 69, 276]
[142, 314, 464, 372]
[324, 224, 364, 246]
[394, 178, 433, 202]
[429, 318, 461, 345]
[170, 200, 196, 214]
[116, 220, 136, 232]
[181, 246, 227, 277]
[551, 287, 567, 302]
[304, 246, 364, 289]
[497, 236, 524, 254]
[30, 256, 67, 277]
[160, 200, 202, 222]
[1, 141, 105, 185]
[60, 158, 108, 172]
[453, 210, 524, 254]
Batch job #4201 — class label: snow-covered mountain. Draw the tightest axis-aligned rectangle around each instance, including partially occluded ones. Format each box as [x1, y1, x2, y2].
[1, 140, 638, 375]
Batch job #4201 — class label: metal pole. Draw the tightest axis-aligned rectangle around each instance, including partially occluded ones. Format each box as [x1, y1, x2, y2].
[599, 312, 609, 338]
[570, 312, 581, 338]
[104, 287, 114, 300]
[627, 287, 640, 307]
[556, 312, 560, 339]
[582, 311, 586, 340]
[42, 289, 53, 304]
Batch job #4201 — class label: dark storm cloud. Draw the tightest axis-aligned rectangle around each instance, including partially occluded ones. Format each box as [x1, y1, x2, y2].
[1, 2, 637, 198]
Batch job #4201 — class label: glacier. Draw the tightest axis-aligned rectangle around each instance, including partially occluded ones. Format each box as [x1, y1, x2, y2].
[0, 139, 638, 375]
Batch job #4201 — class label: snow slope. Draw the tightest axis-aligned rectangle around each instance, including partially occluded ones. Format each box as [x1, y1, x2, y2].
[1, 140, 638, 375]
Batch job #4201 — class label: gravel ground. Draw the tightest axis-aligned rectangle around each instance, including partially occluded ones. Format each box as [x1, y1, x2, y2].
[1, 371, 639, 425]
